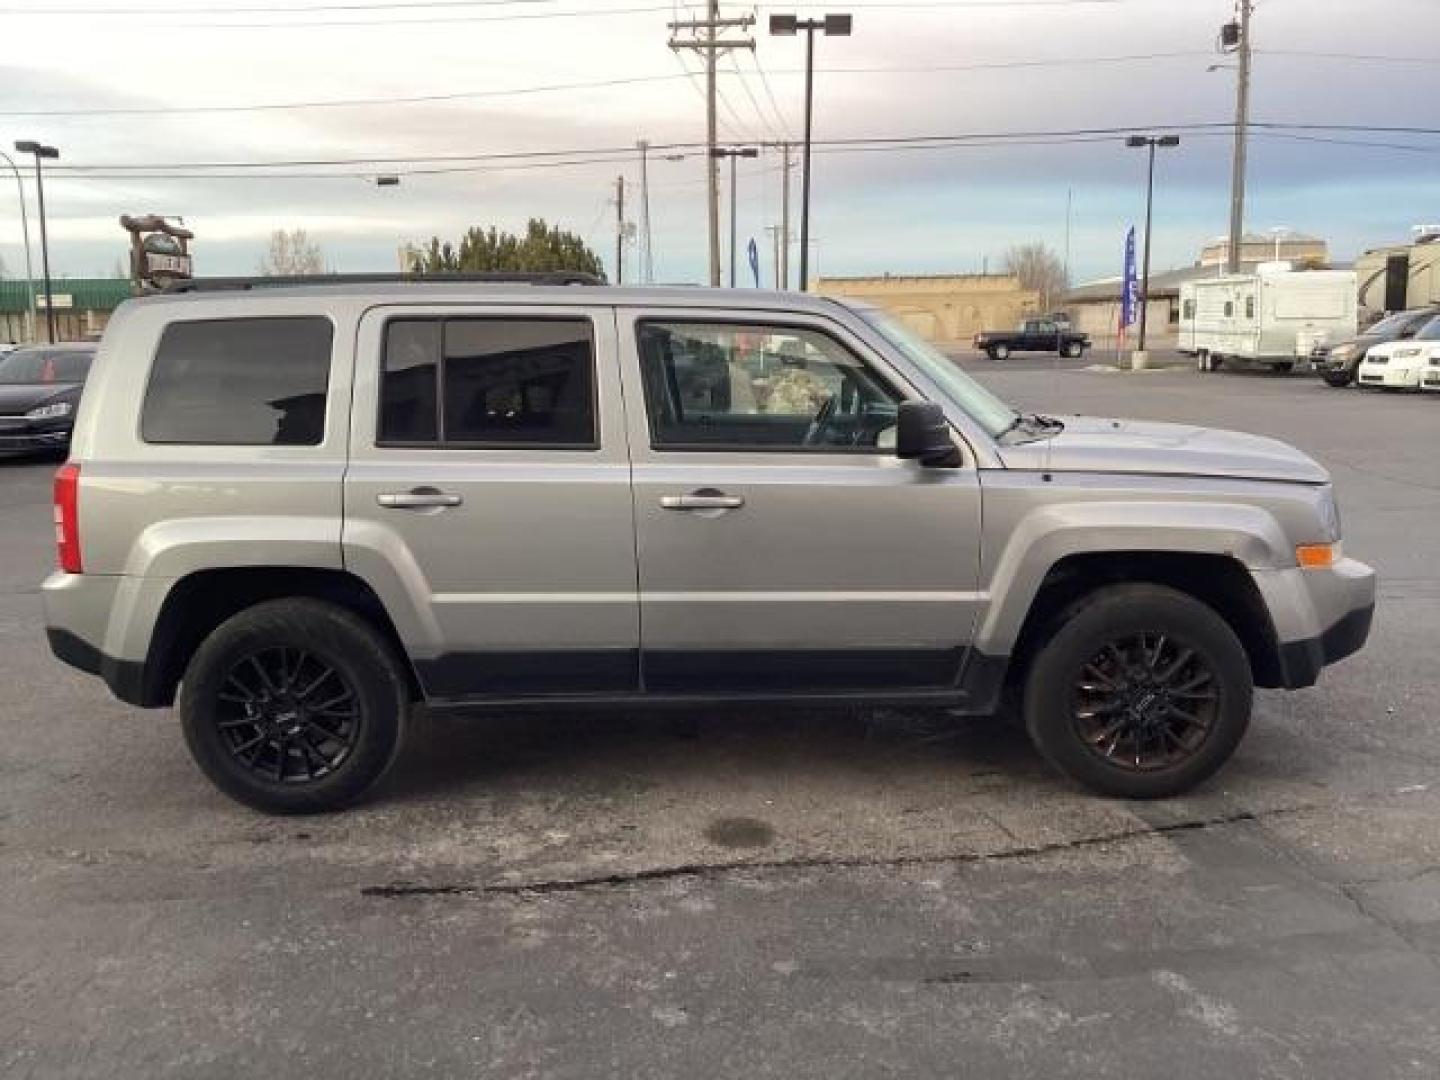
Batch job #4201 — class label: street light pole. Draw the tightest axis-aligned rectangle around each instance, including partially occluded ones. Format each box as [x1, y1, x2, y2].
[769, 12, 851, 292]
[0, 150, 37, 343]
[14, 141, 59, 343]
[1125, 134, 1180, 356]
[710, 146, 758, 287]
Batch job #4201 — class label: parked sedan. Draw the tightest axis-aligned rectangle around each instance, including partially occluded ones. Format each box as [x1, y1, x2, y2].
[1356, 316, 1440, 391]
[1314, 307, 1439, 388]
[0, 343, 96, 456]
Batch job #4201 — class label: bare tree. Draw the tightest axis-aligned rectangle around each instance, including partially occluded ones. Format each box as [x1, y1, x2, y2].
[1002, 242, 1069, 312]
[258, 228, 327, 276]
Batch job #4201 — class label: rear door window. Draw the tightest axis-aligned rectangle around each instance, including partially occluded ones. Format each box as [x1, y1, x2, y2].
[378, 317, 596, 448]
[141, 317, 333, 445]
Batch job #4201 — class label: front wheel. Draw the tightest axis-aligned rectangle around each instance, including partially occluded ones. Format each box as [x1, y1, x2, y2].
[1062, 342, 1084, 359]
[991, 344, 1011, 361]
[180, 599, 408, 814]
[1322, 368, 1354, 388]
[1022, 584, 1253, 799]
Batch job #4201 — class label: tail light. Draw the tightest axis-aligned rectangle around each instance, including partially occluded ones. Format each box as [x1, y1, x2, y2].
[54, 463, 82, 574]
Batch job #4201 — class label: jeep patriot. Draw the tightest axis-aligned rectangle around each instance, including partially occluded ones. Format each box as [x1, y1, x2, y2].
[43, 276, 1375, 813]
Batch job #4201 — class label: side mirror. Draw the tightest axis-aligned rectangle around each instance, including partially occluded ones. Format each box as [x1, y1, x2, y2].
[895, 401, 962, 468]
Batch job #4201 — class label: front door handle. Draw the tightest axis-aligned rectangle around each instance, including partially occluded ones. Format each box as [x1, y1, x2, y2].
[377, 487, 463, 510]
[660, 490, 745, 511]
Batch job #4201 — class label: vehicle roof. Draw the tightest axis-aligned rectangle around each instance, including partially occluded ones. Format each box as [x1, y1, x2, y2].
[122, 282, 860, 316]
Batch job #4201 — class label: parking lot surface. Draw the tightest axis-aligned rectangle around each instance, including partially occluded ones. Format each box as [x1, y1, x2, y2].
[4, 367, 1438, 1078]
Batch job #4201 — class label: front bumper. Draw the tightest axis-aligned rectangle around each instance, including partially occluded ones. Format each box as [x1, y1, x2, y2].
[0, 420, 71, 453]
[1357, 364, 1422, 389]
[1252, 558, 1377, 688]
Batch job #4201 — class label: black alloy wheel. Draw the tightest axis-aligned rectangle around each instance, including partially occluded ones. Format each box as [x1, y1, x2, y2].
[1069, 633, 1217, 773]
[216, 647, 360, 784]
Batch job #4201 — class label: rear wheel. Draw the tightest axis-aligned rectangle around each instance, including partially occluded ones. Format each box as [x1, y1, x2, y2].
[1062, 342, 1084, 359]
[1272, 361, 1295, 374]
[1022, 584, 1253, 799]
[180, 599, 407, 814]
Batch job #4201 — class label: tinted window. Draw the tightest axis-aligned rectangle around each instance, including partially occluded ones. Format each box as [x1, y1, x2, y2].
[142, 318, 332, 445]
[1414, 314, 1440, 341]
[380, 320, 440, 442]
[1182, 300, 1195, 320]
[637, 321, 902, 451]
[1224, 301, 1234, 318]
[379, 318, 595, 447]
[1245, 296, 1256, 318]
[0, 348, 93, 385]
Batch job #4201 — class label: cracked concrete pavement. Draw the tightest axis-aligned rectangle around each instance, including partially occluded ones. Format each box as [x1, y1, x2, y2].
[3, 367, 1438, 1077]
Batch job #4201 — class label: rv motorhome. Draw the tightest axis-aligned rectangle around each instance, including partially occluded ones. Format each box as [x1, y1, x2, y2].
[1179, 265, 1358, 373]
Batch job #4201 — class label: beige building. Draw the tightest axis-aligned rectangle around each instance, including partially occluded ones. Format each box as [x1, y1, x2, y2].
[1199, 231, 1328, 269]
[813, 273, 1039, 346]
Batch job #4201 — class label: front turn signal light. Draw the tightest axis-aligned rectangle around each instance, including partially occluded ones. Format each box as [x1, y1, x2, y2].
[1296, 543, 1340, 569]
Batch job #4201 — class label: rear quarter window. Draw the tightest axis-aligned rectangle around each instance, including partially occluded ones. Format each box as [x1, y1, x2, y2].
[141, 317, 333, 445]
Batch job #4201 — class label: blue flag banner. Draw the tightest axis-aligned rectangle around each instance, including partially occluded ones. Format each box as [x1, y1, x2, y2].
[747, 238, 761, 288]
[1120, 226, 1138, 330]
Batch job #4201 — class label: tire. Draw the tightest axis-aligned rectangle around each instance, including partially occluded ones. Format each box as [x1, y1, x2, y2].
[1062, 342, 1084, 359]
[1197, 351, 1210, 372]
[180, 599, 408, 814]
[1271, 362, 1295, 374]
[1322, 368, 1353, 388]
[992, 344, 1011, 361]
[1021, 583, 1253, 799]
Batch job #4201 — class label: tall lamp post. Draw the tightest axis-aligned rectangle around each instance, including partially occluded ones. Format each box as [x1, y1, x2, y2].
[1125, 134, 1179, 358]
[0, 149, 37, 343]
[768, 12, 851, 292]
[710, 146, 758, 286]
[14, 141, 59, 343]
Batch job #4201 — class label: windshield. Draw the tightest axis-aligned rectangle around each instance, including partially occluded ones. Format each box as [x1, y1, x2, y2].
[1364, 311, 1422, 338]
[0, 348, 93, 385]
[849, 305, 1018, 437]
[1413, 314, 1440, 341]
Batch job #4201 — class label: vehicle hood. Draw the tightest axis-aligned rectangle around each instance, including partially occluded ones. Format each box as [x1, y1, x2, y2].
[997, 416, 1329, 484]
[0, 383, 82, 415]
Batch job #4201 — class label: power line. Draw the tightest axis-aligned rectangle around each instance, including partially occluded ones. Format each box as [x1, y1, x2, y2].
[45, 120, 1440, 175]
[0, 53, 1223, 120]
[18, 3, 675, 28]
[5, 0, 546, 10]
[748, 51, 795, 140]
[728, 54, 786, 143]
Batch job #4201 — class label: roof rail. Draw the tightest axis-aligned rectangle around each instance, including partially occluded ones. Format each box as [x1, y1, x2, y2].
[161, 271, 604, 293]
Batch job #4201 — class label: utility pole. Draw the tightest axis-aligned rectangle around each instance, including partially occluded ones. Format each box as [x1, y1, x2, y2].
[669, 5, 755, 286]
[637, 140, 653, 283]
[614, 175, 625, 285]
[1224, 0, 1252, 274]
[779, 142, 792, 289]
[1063, 187, 1073, 286]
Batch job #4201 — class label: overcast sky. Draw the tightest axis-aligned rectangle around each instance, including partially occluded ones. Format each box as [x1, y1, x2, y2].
[1, 0, 1437, 287]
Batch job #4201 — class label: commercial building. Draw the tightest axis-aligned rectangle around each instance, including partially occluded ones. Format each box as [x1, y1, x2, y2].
[1199, 231, 1329, 269]
[812, 274, 1039, 346]
[0, 278, 133, 345]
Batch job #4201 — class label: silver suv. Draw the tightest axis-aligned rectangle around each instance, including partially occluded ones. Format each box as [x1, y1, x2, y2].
[43, 276, 1375, 813]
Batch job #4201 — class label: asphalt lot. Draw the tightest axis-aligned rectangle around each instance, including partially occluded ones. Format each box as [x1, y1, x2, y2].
[4, 366, 1439, 1078]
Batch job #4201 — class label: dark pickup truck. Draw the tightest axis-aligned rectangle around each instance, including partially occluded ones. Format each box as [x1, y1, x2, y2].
[974, 318, 1090, 361]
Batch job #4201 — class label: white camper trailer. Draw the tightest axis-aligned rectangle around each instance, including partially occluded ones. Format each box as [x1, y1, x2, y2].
[1179, 265, 1358, 372]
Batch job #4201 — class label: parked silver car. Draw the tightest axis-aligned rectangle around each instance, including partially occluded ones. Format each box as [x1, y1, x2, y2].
[43, 276, 1375, 813]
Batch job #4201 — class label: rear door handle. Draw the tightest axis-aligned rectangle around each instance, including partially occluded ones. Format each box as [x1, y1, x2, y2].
[377, 487, 463, 510]
[660, 491, 745, 511]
